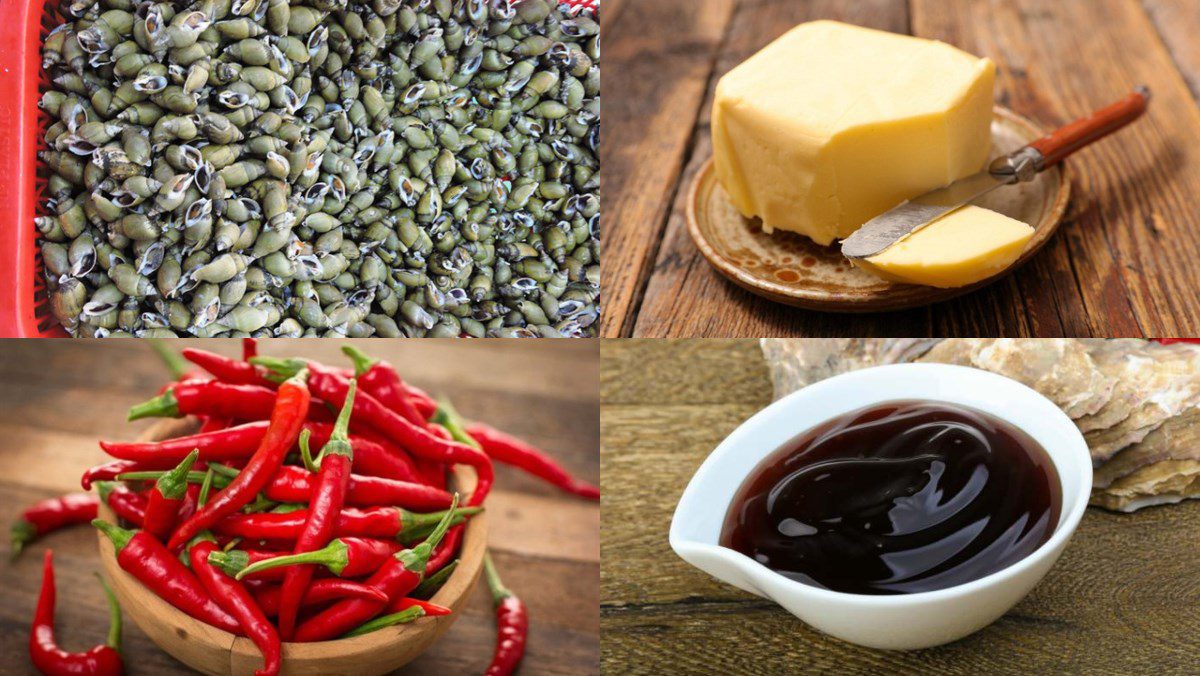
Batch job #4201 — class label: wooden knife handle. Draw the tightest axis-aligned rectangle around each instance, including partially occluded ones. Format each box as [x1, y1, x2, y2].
[1028, 87, 1150, 167]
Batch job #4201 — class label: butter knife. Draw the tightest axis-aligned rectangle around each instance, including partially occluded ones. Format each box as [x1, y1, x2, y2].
[841, 87, 1151, 259]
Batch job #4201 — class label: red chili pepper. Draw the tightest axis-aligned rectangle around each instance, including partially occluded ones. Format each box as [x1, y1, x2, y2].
[212, 505, 480, 542]
[206, 548, 292, 581]
[291, 494, 460, 642]
[189, 537, 280, 676]
[1154, 338, 1200, 345]
[467, 422, 600, 500]
[127, 382, 281, 422]
[483, 553, 528, 676]
[385, 596, 452, 617]
[215, 465, 452, 511]
[30, 550, 124, 676]
[142, 450, 199, 540]
[11, 493, 98, 560]
[242, 338, 258, 361]
[83, 460, 163, 490]
[198, 416, 231, 433]
[168, 371, 311, 552]
[229, 537, 402, 579]
[92, 520, 241, 633]
[341, 345, 425, 426]
[341, 605, 425, 638]
[427, 526, 463, 576]
[100, 421, 271, 463]
[276, 380, 358, 639]
[95, 483, 147, 527]
[183, 348, 269, 386]
[252, 579, 389, 616]
[404, 384, 437, 419]
[252, 359, 493, 507]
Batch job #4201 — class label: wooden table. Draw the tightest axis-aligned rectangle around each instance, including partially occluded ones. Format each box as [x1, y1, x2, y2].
[0, 340, 599, 675]
[601, 340, 1200, 671]
[602, 0, 1200, 338]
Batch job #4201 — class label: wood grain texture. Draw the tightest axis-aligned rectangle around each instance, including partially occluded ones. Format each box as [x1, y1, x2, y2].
[599, 0, 737, 337]
[604, 0, 1200, 338]
[0, 339, 599, 675]
[600, 339, 1200, 672]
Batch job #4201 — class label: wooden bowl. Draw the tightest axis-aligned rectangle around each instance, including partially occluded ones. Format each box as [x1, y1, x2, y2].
[97, 418, 487, 676]
[686, 106, 1072, 312]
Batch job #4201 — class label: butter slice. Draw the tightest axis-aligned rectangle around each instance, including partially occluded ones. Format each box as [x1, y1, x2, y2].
[712, 21, 995, 245]
[854, 205, 1034, 288]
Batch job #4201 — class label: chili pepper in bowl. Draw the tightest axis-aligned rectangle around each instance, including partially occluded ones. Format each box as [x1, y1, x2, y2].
[188, 535, 280, 676]
[100, 422, 272, 463]
[167, 370, 311, 552]
[341, 345, 425, 426]
[251, 359, 494, 508]
[11, 493, 98, 560]
[183, 348, 269, 387]
[30, 550, 124, 676]
[92, 520, 241, 634]
[206, 548, 295, 582]
[386, 597, 452, 617]
[231, 537, 403, 580]
[211, 505, 481, 542]
[260, 466, 453, 511]
[141, 450, 199, 540]
[483, 553, 528, 676]
[95, 483, 147, 527]
[242, 339, 258, 361]
[342, 606, 426, 638]
[252, 579, 389, 616]
[411, 560, 459, 600]
[127, 382, 282, 422]
[291, 494, 460, 642]
[82, 461, 158, 491]
[275, 380, 359, 639]
[466, 422, 601, 501]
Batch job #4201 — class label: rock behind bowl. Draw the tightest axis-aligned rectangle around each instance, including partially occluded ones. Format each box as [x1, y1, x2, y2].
[97, 417, 486, 675]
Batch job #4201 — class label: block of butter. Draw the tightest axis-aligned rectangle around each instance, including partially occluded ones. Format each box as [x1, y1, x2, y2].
[853, 205, 1034, 288]
[711, 21, 996, 246]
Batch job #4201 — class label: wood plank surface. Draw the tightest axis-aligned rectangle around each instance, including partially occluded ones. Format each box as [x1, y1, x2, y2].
[599, 0, 737, 337]
[604, 0, 1200, 338]
[0, 339, 599, 675]
[600, 339, 1200, 672]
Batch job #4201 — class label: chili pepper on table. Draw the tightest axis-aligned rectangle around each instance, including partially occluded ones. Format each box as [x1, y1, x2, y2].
[92, 520, 241, 634]
[252, 579, 390, 616]
[341, 345, 425, 426]
[231, 537, 402, 580]
[275, 380, 358, 639]
[291, 494, 460, 642]
[11, 493, 98, 560]
[95, 483, 147, 527]
[189, 536, 280, 676]
[141, 450, 199, 540]
[466, 422, 601, 501]
[483, 553, 528, 676]
[167, 370, 311, 552]
[183, 348, 269, 386]
[411, 560, 458, 600]
[212, 505, 480, 543]
[252, 359, 493, 508]
[30, 550, 124, 676]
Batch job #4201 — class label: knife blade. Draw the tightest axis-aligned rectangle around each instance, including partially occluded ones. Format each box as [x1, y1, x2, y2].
[840, 86, 1150, 260]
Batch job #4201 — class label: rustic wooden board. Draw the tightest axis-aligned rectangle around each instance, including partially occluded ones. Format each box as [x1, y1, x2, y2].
[600, 339, 1200, 671]
[0, 340, 599, 675]
[604, 0, 1200, 338]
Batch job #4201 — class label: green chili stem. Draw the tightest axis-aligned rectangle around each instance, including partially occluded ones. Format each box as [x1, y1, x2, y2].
[198, 467, 215, 507]
[431, 399, 482, 450]
[127, 390, 180, 421]
[412, 560, 459, 599]
[396, 494, 459, 573]
[342, 606, 424, 638]
[234, 539, 349, 580]
[340, 344, 378, 376]
[483, 552, 514, 605]
[92, 519, 133, 552]
[157, 450, 199, 499]
[148, 340, 190, 379]
[298, 428, 319, 472]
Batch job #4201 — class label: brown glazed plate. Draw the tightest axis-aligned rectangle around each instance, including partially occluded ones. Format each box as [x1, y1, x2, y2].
[686, 107, 1072, 312]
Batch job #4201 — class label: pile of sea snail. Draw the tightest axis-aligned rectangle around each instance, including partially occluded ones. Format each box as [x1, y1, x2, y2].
[36, 0, 599, 337]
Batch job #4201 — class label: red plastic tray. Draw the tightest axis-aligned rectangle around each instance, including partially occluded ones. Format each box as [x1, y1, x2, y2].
[0, 0, 597, 338]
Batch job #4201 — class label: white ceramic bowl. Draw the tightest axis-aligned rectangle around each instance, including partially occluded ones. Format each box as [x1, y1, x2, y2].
[669, 363, 1092, 650]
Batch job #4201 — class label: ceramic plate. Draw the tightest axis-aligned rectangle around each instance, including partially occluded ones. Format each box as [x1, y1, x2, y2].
[686, 107, 1071, 312]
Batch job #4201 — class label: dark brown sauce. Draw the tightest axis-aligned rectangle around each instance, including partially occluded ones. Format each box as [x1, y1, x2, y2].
[720, 400, 1062, 595]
